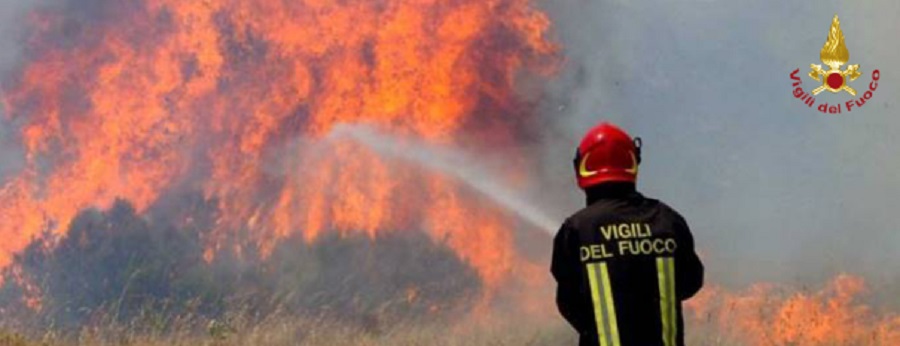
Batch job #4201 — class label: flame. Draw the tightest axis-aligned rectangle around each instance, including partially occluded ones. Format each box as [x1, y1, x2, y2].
[685, 274, 900, 345]
[820, 14, 849, 69]
[2, 2, 898, 340]
[0, 0, 557, 300]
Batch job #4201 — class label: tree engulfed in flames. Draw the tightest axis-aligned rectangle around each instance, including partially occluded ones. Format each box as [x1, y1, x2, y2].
[685, 274, 900, 345]
[0, 0, 556, 298]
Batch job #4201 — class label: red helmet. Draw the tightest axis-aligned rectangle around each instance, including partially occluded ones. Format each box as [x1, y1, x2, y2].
[573, 122, 642, 189]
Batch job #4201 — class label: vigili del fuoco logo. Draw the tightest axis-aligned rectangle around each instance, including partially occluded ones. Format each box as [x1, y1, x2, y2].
[790, 15, 880, 114]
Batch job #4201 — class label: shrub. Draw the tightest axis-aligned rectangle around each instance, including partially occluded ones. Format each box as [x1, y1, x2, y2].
[0, 196, 481, 333]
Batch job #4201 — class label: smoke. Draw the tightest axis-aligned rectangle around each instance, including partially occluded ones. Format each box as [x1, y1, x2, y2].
[0, 119, 20, 183]
[1, 0, 899, 335]
[0, 0, 32, 73]
[0, 0, 35, 182]
[539, 0, 900, 287]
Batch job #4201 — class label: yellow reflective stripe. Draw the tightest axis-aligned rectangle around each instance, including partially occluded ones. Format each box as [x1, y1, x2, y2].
[599, 263, 621, 346]
[587, 263, 609, 346]
[657, 257, 676, 346]
[667, 258, 677, 345]
[656, 258, 670, 346]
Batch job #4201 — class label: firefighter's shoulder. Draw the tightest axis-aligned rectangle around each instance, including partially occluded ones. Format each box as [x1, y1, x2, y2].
[555, 206, 609, 247]
[651, 199, 690, 229]
[564, 200, 626, 231]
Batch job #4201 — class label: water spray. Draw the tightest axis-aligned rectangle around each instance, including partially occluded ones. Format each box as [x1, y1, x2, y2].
[326, 124, 559, 234]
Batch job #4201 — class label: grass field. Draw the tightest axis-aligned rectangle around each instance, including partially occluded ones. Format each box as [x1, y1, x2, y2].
[0, 315, 578, 346]
[3, 304, 899, 346]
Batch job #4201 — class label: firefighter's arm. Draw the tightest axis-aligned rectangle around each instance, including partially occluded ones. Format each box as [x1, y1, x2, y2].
[551, 221, 585, 332]
[674, 215, 704, 300]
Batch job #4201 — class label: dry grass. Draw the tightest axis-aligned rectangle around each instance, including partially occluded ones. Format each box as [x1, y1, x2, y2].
[0, 314, 577, 346]
[7, 298, 896, 346]
[4, 317, 884, 346]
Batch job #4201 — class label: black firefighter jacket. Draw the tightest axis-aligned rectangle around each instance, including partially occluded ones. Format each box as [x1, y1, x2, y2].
[551, 185, 704, 346]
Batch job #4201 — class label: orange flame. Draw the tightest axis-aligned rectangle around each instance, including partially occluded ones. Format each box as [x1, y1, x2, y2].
[0, 0, 557, 300]
[685, 274, 900, 345]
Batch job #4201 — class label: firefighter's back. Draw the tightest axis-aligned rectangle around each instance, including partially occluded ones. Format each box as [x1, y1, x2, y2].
[551, 122, 703, 346]
[564, 193, 697, 346]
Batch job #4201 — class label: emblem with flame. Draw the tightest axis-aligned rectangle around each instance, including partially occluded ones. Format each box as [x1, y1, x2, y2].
[808, 15, 861, 95]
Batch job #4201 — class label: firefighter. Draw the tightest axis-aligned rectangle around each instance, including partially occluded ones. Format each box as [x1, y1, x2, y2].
[551, 122, 704, 346]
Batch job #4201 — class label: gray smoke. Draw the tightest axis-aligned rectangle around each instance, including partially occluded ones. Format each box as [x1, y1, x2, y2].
[539, 0, 900, 288]
[0, 0, 36, 182]
[0, 0, 30, 73]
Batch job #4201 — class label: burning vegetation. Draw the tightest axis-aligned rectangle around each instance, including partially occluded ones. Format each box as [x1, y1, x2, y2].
[0, 0, 554, 313]
[0, 197, 480, 332]
[0, 0, 899, 345]
[686, 276, 900, 345]
[0, 0, 559, 340]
